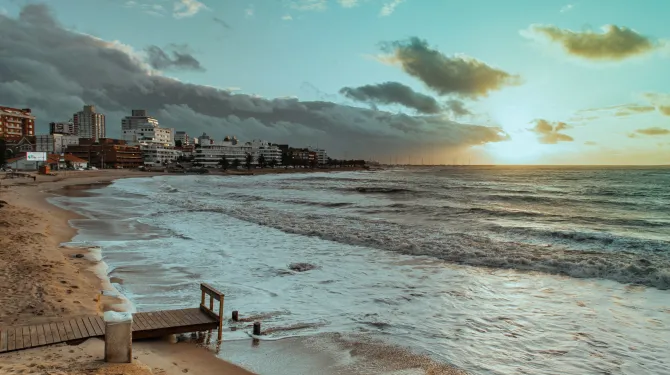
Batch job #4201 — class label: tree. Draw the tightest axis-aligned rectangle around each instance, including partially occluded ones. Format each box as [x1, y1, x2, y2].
[219, 155, 229, 171]
[245, 153, 254, 170]
[257, 154, 266, 168]
[268, 158, 277, 168]
[281, 151, 291, 168]
[175, 140, 183, 148]
[231, 159, 241, 170]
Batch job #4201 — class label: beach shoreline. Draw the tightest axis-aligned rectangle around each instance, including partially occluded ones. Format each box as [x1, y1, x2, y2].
[0, 169, 256, 374]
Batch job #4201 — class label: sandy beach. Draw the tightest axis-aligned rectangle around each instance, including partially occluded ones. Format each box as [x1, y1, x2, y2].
[0, 170, 255, 375]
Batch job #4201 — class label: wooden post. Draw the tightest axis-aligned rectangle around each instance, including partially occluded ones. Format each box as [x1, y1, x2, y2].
[201, 289, 205, 307]
[218, 296, 224, 341]
[232, 311, 239, 321]
[209, 295, 214, 311]
[253, 322, 261, 336]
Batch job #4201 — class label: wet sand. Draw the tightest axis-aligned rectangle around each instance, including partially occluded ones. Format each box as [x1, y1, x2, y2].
[0, 170, 255, 374]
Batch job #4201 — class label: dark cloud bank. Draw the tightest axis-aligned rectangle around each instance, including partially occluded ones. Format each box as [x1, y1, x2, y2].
[0, 4, 507, 158]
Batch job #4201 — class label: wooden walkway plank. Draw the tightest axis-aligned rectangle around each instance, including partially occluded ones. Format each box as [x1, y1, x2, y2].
[181, 309, 205, 325]
[152, 311, 172, 328]
[56, 322, 67, 341]
[7, 328, 16, 351]
[89, 316, 104, 336]
[19, 326, 29, 350]
[81, 316, 96, 337]
[144, 312, 165, 329]
[75, 317, 90, 338]
[164, 310, 185, 327]
[0, 329, 7, 353]
[158, 310, 179, 327]
[29, 325, 39, 347]
[132, 313, 148, 331]
[43, 323, 54, 345]
[50, 322, 61, 343]
[69, 318, 83, 339]
[37, 324, 47, 346]
[135, 312, 155, 330]
[62, 320, 76, 341]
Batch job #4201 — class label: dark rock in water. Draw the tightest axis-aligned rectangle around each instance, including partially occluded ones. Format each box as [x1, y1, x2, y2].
[288, 262, 318, 272]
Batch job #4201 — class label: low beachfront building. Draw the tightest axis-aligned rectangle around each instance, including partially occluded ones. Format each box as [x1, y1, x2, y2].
[308, 147, 328, 165]
[140, 143, 182, 166]
[36, 134, 80, 154]
[250, 139, 281, 165]
[193, 136, 251, 167]
[6, 153, 88, 170]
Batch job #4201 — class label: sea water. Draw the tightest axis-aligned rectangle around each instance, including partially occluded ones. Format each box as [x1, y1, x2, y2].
[50, 166, 670, 374]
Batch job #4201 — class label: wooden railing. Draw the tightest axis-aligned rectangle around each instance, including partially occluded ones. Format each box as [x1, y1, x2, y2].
[199, 283, 225, 340]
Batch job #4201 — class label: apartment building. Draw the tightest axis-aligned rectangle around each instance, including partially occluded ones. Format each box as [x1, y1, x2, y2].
[73, 105, 105, 141]
[0, 106, 35, 142]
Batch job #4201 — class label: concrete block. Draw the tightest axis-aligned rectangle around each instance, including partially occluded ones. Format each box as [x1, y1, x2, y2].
[104, 311, 133, 363]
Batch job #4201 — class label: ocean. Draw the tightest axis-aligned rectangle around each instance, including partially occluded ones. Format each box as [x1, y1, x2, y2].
[51, 166, 670, 374]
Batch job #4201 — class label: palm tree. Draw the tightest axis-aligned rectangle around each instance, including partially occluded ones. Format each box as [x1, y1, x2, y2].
[245, 153, 254, 170]
[258, 154, 266, 168]
[219, 155, 229, 170]
[231, 159, 241, 170]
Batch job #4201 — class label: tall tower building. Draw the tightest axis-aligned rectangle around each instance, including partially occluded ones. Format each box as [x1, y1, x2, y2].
[121, 109, 159, 130]
[73, 105, 105, 141]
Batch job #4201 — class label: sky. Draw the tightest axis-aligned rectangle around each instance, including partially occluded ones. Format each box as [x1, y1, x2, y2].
[0, 0, 669, 164]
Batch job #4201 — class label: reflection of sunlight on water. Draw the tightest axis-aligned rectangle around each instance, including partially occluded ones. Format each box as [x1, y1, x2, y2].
[50, 177, 670, 375]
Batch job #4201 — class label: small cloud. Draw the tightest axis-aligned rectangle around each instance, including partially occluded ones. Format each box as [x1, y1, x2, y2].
[245, 5, 255, 17]
[643, 92, 670, 116]
[338, 0, 359, 8]
[291, 0, 327, 12]
[584, 141, 597, 146]
[635, 127, 670, 136]
[124, 1, 167, 17]
[379, 0, 405, 17]
[444, 99, 472, 118]
[173, 0, 208, 18]
[522, 24, 661, 61]
[529, 119, 574, 144]
[627, 133, 637, 138]
[282, 14, 293, 21]
[213, 17, 231, 29]
[560, 4, 574, 13]
[145, 44, 205, 71]
[379, 37, 521, 98]
[339, 81, 441, 114]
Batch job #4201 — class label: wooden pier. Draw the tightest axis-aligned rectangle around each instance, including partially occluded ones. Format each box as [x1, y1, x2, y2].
[0, 283, 225, 353]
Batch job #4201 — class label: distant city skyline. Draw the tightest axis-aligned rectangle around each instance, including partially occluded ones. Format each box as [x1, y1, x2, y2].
[0, 1, 669, 164]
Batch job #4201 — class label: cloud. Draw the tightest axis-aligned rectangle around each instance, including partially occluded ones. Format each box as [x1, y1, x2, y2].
[339, 82, 441, 114]
[145, 44, 205, 71]
[290, 0, 327, 11]
[560, 4, 574, 13]
[379, 0, 404, 17]
[523, 24, 660, 61]
[0, 4, 508, 158]
[282, 14, 293, 21]
[123, 1, 167, 17]
[173, 0, 208, 18]
[444, 99, 472, 118]
[635, 127, 670, 136]
[213, 16, 231, 29]
[338, 0, 359, 8]
[643, 93, 670, 116]
[380, 38, 521, 98]
[584, 141, 597, 146]
[529, 119, 574, 144]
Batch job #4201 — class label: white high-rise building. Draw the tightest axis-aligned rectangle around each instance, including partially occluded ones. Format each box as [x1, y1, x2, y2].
[73, 105, 105, 141]
[193, 137, 251, 167]
[121, 109, 159, 130]
[123, 127, 174, 146]
[120, 110, 174, 146]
